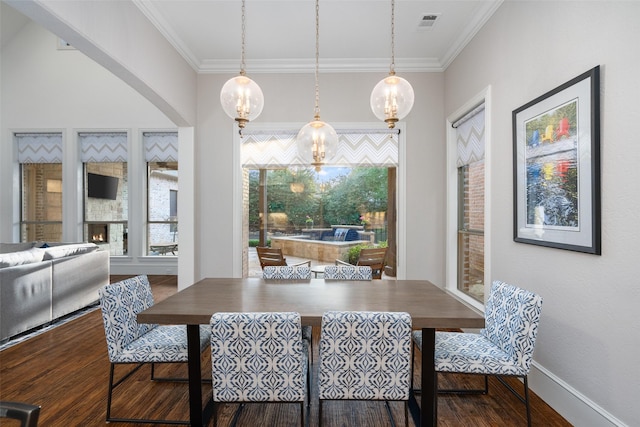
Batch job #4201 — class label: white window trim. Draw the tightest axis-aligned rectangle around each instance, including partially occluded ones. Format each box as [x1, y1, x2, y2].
[446, 87, 492, 311]
[232, 121, 407, 279]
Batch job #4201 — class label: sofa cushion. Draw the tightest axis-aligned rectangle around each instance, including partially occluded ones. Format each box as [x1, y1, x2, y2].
[0, 248, 45, 268]
[0, 242, 36, 254]
[42, 243, 99, 260]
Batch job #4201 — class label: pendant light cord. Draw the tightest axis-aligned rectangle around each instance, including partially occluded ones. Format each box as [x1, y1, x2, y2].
[240, 0, 247, 75]
[314, 0, 321, 120]
[390, 0, 396, 75]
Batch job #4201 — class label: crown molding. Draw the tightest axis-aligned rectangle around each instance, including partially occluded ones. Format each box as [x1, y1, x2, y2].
[199, 57, 444, 74]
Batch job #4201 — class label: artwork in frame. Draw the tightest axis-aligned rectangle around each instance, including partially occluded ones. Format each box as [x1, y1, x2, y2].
[512, 66, 601, 254]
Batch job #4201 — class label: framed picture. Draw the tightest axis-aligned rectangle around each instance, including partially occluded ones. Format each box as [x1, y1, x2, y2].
[512, 66, 601, 254]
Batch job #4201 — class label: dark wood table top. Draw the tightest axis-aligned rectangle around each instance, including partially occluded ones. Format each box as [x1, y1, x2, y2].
[138, 277, 484, 329]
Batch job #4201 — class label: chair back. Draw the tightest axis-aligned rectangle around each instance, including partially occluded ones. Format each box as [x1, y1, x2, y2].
[323, 265, 372, 280]
[210, 312, 306, 403]
[357, 247, 387, 279]
[98, 275, 156, 362]
[318, 311, 412, 401]
[256, 246, 287, 268]
[263, 265, 311, 279]
[481, 280, 543, 373]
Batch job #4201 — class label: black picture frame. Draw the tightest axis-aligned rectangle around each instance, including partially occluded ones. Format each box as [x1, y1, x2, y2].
[512, 66, 601, 254]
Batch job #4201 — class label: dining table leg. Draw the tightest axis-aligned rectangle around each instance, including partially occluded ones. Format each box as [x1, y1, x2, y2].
[422, 327, 437, 426]
[408, 327, 437, 427]
[187, 324, 204, 426]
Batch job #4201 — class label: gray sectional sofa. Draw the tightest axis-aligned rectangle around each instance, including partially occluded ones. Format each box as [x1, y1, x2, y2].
[0, 241, 110, 342]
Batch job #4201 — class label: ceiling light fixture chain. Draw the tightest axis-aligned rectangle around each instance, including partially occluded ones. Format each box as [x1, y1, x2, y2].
[390, 0, 395, 75]
[240, 0, 247, 76]
[314, 0, 321, 119]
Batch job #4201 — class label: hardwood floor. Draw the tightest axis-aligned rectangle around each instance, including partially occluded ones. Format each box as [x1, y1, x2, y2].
[0, 275, 572, 426]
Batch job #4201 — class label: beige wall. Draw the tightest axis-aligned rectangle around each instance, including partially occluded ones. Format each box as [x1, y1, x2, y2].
[444, 1, 640, 425]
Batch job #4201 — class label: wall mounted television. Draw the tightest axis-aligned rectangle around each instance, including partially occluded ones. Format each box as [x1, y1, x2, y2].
[87, 173, 119, 200]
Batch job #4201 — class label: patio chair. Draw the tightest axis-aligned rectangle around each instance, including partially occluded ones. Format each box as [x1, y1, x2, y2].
[210, 312, 309, 427]
[318, 311, 412, 427]
[323, 265, 372, 280]
[336, 247, 387, 279]
[256, 246, 310, 269]
[411, 280, 543, 427]
[98, 275, 211, 425]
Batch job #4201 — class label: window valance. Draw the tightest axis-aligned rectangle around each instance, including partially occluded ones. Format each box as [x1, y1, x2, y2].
[80, 132, 128, 162]
[143, 132, 178, 162]
[16, 133, 63, 163]
[455, 104, 485, 167]
[241, 129, 399, 169]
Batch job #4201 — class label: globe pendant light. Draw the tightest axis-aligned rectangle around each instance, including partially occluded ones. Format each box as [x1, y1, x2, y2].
[220, 0, 264, 134]
[370, 0, 414, 128]
[297, 0, 338, 172]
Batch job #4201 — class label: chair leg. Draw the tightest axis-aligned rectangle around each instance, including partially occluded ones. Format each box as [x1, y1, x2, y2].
[106, 362, 191, 425]
[494, 375, 532, 427]
[404, 401, 408, 427]
[106, 364, 115, 421]
[319, 400, 323, 427]
[383, 401, 400, 427]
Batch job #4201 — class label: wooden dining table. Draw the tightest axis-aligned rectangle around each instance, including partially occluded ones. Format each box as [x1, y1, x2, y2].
[138, 277, 484, 427]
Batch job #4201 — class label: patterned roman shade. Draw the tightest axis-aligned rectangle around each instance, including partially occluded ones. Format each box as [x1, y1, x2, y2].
[455, 104, 485, 167]
[143, 132, 178, 162]
[16, 133, 63, 163]
[80, 132, 128, 162]
[241, 129, 399, 168]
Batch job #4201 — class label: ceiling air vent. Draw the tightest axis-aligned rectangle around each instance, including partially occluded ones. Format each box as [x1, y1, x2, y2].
[417, 13, 440, 31]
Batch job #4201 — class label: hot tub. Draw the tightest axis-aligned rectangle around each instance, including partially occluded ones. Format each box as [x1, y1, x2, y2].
[270, 232, 368, 263]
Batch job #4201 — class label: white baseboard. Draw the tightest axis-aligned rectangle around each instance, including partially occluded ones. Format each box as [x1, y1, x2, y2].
[529, 362, 627, 427]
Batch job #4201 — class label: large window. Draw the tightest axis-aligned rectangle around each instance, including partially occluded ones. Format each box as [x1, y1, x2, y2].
[145, 132, 178, 256]
[17, 133, 63, 242]
[458, 161, 485, 301]
[81, 132, 129, 255]
[455, 104, 486, 302]
[147, 162, 178, 255]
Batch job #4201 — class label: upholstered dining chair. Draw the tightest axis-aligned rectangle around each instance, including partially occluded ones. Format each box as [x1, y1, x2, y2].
[318, 311, 412, 427]
[262, 265, 314, 360]
[210, 312, 309, 427]
[98, 275, 211, 425]
[263, 264, 312, 279]
[411, 280, 543, 427]
[323, 265, 372, 280]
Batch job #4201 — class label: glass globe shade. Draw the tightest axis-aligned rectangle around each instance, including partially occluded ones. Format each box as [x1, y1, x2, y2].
[296, 119, 338, 171]
[220, 75, 264, 127]
[370, 74, 415, 128]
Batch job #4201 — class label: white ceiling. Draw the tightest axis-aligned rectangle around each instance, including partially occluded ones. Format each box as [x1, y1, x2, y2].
[2, 0, 503, 73]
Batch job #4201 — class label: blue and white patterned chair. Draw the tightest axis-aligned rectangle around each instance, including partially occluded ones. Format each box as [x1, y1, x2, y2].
[263, 264, 312, 279]
[263, 265, 314, 360]
[412, 280, 543, 427]
[210, 312, 309, 427]
[98, 275, 210, 425]
[318, 311, 412, 427]
[323, 265, 372, 280]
